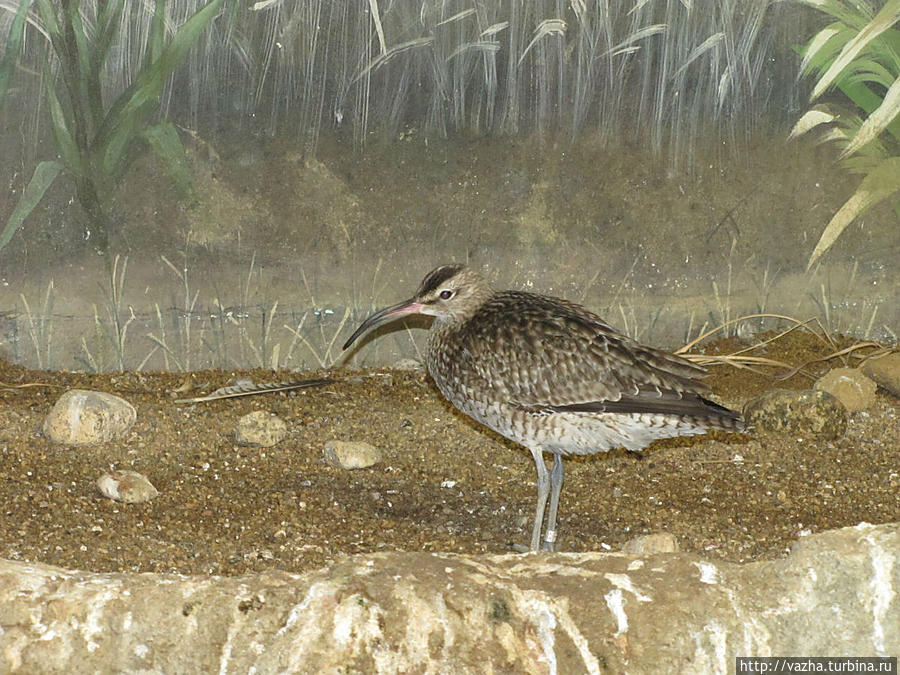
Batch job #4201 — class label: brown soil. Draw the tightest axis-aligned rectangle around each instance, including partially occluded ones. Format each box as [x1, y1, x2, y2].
[0, 331, 897, 576]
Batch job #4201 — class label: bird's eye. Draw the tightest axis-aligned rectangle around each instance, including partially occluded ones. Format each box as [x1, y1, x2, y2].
[439, 289, 454, 300]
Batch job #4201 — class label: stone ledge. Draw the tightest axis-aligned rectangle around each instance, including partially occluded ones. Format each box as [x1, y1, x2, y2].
[1, 522, 897, 673]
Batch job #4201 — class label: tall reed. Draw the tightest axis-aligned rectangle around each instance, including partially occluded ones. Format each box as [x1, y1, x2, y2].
[1, 0, 801, 173]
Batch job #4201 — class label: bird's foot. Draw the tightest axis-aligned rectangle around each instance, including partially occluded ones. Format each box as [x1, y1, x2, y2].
[510, 529, 558, 553]
[540, 529, 557, 553]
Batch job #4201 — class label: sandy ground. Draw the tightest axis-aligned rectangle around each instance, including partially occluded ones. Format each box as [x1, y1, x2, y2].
[0, 330, 897, 575]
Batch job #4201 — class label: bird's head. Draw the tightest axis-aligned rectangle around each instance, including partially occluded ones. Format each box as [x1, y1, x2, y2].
[343, 264, 491, 350]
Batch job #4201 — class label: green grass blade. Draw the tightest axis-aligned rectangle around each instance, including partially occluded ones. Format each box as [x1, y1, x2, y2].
[32, 0, 61, 40]
[142, 122, 193, 199]
[43, 65, 84, 179]
[148, 0, 166, 64]
[95, 0, 225, 178]
[67, 1, 93, 83]
[101, 93, 159, 178]
[0, 161, 64, 253]
[0, 0, 30, 111]
[843, 58, 895, 89]
[95, 0, 126, 69]
[66, 0, 105, 128]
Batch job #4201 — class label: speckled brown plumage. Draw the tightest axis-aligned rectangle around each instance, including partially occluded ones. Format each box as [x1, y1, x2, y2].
[344, 263, 745, 552]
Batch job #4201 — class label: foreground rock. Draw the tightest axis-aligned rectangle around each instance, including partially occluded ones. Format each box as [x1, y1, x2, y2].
[743, 389, 847, 439]
[42, 389, 136, 444]
[0, 522, 896, 673]
[814, 367, 877, 412]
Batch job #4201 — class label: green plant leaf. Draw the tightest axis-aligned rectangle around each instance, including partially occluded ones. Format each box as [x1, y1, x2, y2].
[842, 57, 895, 90]
[801, 23, 857, 77]
[95, 0, 225, 178]
[0, 0, 29, 111]
[67, 2, 93, 83]
[0, 161, 64, 253]
[148, 0, 166, 64]
[842, 75, 900, 156]
[811, 0, 900, 100]
[32, 0, 61, 40]
[799, 25, 841, 74]
[43, 64, 85, 179]
[807, 156, 900, 268]
[95, 0, 127, 69]
[834, 77, 900, 145]
[65, 0, 106, 127]
[142, 122, 193, 199]
[801, 0, 873, 28]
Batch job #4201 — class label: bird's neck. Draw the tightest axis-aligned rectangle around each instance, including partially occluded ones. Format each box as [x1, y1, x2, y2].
[427, 313, 466, 353]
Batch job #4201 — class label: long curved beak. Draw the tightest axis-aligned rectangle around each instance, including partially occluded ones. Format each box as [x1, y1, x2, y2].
[342, 299, 426, 350]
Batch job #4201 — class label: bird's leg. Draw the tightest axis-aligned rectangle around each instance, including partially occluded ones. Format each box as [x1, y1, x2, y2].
[542, 454, 564, 552]
[528, 447, 550, 553]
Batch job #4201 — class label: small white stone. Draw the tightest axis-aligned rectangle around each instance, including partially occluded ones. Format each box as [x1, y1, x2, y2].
[97, 471, 158, 504]
[235, 411, 287, 447]
[323, 441, 382, 469]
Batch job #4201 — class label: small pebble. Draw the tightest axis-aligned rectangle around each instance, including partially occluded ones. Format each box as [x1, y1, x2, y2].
[97, 470, 158, 503]
[323, 440, 382, 469]
[235, 411, 287, 447]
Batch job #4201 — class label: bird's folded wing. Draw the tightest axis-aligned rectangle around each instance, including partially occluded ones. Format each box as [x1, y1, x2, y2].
[467, 293, 710, 408]
[514, 389, 740, 420]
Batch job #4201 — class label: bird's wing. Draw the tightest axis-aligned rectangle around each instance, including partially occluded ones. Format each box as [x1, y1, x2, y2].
[463, 292, 710, 410]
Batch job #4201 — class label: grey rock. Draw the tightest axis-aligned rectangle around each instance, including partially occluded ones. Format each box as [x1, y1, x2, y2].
[814, 367, 877, 412]
[862, 352, 900, 397]
[622, 532, 679, 555]
[323, 440, 382, 469]
[0, 522, 897, 672]
[235, 411, 287, 447]
[42, 389, 136, 445]
[743, 389, 847, 440]
[96, 470, 158, 504]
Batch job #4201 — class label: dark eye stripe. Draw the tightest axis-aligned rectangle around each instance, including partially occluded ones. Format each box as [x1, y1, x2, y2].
[419, 264, 464, 295]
